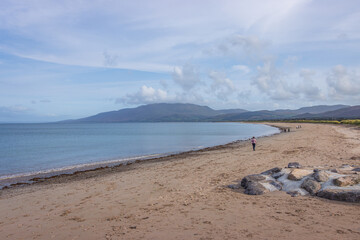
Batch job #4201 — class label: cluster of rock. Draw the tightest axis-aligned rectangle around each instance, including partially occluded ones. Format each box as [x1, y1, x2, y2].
[228, 162, 360, 203]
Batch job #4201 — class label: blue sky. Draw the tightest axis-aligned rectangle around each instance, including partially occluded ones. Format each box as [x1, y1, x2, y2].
[0, 0, 360, 122]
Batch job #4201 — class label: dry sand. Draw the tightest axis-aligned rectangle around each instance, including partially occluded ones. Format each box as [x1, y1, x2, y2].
[0, 123, 359, 240]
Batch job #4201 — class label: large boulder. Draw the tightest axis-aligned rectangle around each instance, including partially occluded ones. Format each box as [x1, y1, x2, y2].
[317, 189, 360, 203]
[333, 176, 360, 187]
[313, 170, 330, 182]
[301, 178, 321, 195]
[261, 167, 281, 175]
[288, 169, 313, 181]
[240, 174, 266, 188]
[288, 162, 302, 168]
[244, 181, 269, 195]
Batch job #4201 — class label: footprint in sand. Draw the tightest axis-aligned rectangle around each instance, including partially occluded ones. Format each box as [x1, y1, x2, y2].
[60, 209, 72, 217]
[68, 216, 85, 222]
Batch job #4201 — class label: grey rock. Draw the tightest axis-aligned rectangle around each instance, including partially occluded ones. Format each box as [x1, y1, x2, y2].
[240, 174, 266, 188]
[330, 169, 338, 173]
[301, 178, 321, 195]
[317, 189, 360, 203]
[268, 180, 282, 190]
[313, 168, 320, 172]
[227, 183, 242, 189]
[341, 164, 351, 168]
[287, 191, 300, 197]
[313, 170, 330, 182]
[244, 181, 269, 195]
[288, 162, 302, 168]
[272, 172, 285, 179]
[352, 168, 360, 172]
[261, 167, 282, 175]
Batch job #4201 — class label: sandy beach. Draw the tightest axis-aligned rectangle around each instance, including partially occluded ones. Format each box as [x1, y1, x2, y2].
[0, 123, 359, 240]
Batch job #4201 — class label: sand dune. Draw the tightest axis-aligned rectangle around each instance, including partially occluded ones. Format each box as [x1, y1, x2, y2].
[0, 123, 359, 239]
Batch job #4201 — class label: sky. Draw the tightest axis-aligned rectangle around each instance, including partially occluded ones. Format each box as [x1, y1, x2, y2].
[0, 0, 360, 122]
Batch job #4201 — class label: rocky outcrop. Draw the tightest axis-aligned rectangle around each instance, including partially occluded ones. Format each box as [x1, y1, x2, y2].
[288, 169, 312, 181]
[301, 178, 321, 195]
[231, 163, 360, 203]
[244, 181, 269, 195]
[317, 189, 360, 203]
[333, 176, 360, 187]
[261, 167, 281, 175]
[313, 170, 330, 182]
[272, 172, 285, 179]
[267, 180, 282, 190]
[240, 174, 266, 188]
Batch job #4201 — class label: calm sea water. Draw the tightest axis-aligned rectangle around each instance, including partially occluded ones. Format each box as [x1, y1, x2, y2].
[0, 122, 279, 185]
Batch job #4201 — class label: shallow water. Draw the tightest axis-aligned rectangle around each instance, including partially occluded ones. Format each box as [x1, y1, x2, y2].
[0, 122, 279, 184]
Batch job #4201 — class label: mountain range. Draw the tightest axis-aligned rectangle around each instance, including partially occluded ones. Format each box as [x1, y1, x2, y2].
[63, 103, 360, 123]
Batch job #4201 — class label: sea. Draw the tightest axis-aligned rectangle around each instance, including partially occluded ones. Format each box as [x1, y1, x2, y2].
[0, 122, 279, 188]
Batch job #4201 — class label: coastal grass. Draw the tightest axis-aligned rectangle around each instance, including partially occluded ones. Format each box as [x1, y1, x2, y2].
[243, 119, 360, 126]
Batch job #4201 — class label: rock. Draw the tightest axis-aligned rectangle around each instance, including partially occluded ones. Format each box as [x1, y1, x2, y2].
[330, 169, 338, 173]
[313, 168, 320, 172]
[353, 168, 360, 172]
[340, 164, 351, 168]
[227, 183, 242, 189]
[333, 176, 360, 187]
[287, 191, 300, 197]
[288, 162, 302, 168]
[288, 169, 313, 181]
[244, 181, 269, 195]
[240, 174, 266, 188]
[268, 180, 282, 190]
[336, 170, 359, 175]
[261, 167, 281, 175]
[313, 170, 330, 182]
[301, 178, 321, 195]
[272, 171, 285, 179]
[317, 189, 360, 203]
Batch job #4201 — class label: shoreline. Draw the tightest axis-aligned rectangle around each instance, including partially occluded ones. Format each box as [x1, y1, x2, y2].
[0, 123, 281, 190]
[1, 123, 359, 240]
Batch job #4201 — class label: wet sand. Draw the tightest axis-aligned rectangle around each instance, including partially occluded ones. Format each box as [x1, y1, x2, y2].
[0, 123, 359, 239]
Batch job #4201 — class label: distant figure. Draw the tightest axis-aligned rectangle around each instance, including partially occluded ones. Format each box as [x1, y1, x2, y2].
[251, 136, 257, 151]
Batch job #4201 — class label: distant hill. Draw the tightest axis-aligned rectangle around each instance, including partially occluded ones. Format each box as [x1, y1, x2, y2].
[67, 103, 247, 122]
[216, 109, 248, 115]
[294, 105, 360, 119]
[64, 103, 354, 123]
[290, 105, 350, 115]
[211, 104, 350, 121]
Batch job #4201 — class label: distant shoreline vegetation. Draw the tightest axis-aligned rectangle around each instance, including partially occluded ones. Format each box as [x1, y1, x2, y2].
[244, 119, 360, 126]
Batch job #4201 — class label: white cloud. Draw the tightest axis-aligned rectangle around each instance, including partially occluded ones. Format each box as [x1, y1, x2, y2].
[230, 35, 267, 55]
[327, 65, 360, 98]
[232, 65, 251, 74]
[253, 60, 295, 100]
[172, 64, 201, 91]
[210, 35, 269, 60]
[118, 85, 170, 105]
[296, 69, 322, 100]
[209, 71, 236, 101]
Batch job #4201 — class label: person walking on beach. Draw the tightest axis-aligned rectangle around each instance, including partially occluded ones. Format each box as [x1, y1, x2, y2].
[251, 136, 256, 151]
